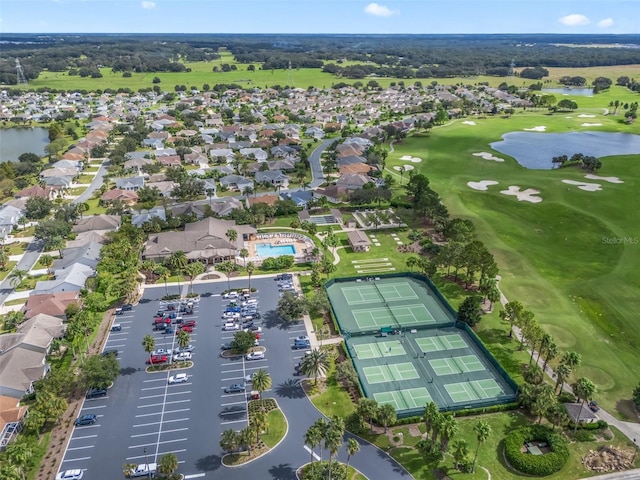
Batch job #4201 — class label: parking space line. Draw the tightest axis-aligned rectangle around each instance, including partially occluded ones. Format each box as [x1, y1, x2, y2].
[81, 404, 107, 409]
[221, 400, 246, 406]
[126, 449, 186, 461]
[67, 445, 94, 451]
[138, 399, 190, 408]
[61, 456, 92, 463]
[135, 408, 189, 418]
[70, 435, 97, 440]
[128, 438, 187, 449]
[143, 378, 169, 383]
[139, 391, 191, 400]
[221, 419, 246, 425]
[105, 343, 125, 348]
[131, 427, 188, 438]
[134, 418, 189, 428]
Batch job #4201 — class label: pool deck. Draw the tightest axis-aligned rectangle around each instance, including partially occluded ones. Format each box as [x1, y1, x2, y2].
[243, 232, 315, 264]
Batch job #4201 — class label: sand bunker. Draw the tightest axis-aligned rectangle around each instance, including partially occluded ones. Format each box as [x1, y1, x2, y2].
[562, 179, 603, 192]
[584, 174, 624, 184]
[467, 180, 499, 191]
[472, 152, 504, 162]
[581, 123, 602, 127]
[578, 114, 596, 118]
[399, 155, 422, 163]
[393, 164, 414, 172]
[524, 126, 547, 132]
[462, 121, 476, 126]
[500, 186, 543, 203]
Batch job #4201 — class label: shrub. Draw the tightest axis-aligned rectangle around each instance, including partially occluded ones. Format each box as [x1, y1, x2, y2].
[504, 425, 569, 476]
[344, 412, 365, 434]
[571, 430, 595, 442]
[557, 391, 576, 403]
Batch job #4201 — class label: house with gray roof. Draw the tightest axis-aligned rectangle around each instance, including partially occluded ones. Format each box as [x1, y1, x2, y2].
[114, 176, 145, 191]
[33, 263, 94, 295]
[220, 175, 254, 192]
[256, 170, 289, 188]
[210, 198, 244, 217]
[53, 242, 101, 272]
[73, 215, 120, 234]
[132, 207, 166, 228]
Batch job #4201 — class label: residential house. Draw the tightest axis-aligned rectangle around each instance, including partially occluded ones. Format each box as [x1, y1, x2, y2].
[0, 395, 28, 451]
[347, 230, 372, 252]
[73, 215, 121, 234]
[53, 242, 101, 272]
[564, 403, 598, 425]
[66, 230, 109, 248]
[0, 205, 24, 237]
[209, 198, 244, 217]
[184, 151, 208, 165]
[32, 263, 94, 295]
[132, 207, 166, 228]
[304, 126, 325, 139]
[247, 194, 279, 209]
[14, 185, 60, 201]
[0, 313, 66, 398]
[144, 217, 256, 264]
[168, 203, 207, 220]
[114, 176, 145, 191]
[157, 155, 182, 168]
[239, 148, 268, 162]
[124, 156, 154, 171]
[23, 292, 80, 320]
[40, 167, 78, 179]
[209, 148, 235, 164]
[281, 190, 313, 208]
[335, 173, 372, 190]
[255, 170, 289, 188]
[146, 181, 177, 197]
[220, 175, 254, 192]
[101, 189, 139, 206]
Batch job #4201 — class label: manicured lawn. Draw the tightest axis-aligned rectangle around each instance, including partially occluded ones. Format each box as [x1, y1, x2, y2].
[262, 407, 287, 448]
[389, 100, 640, 414]
[0, 262, 18, 280]
[4, 242, 27, 256]
[14, 226, 36, 237]
[3, 298, 27, 307]
[307, 355, 355, 418]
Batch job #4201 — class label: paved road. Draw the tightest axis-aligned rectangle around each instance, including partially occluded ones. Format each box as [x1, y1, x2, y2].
[308, 138, 338, 188]
[73, 160, 109, 204]
[582, 469, 640, 479]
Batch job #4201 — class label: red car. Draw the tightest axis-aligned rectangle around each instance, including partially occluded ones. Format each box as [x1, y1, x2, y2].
[181, 325, 194, 333]
[153, 316, 171, 325]
[146, 355, 168, 364]
[255, 332, 261, 340]
[182, 320, 196, 328]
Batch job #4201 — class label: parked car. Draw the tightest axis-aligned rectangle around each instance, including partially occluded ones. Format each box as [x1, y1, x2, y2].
[223, 291, 239, 299]
[168, 373, 188, 384]
[153, 316, 171, 325]
[130, 463, 157, 478]
[173, 345, 195, 353]
[245, 326, 262, 333]
[295, 335, 310, 343]
[275, 273, 293, 281]
[226, 306, 242, 313]
[242, 299, 259, 307]
[101, 349, 118, 357]
[162, 326, 175, 334]
[245, 372, 258, 383]
[153, 323, 168, 331]
[293, 341, 311, 350]
[181, 325, 194, 333]
[146, 355, 168, 365]
[588, 400, 599, 412]
[172, 352, 192, 362]
[56, 469, 84, 480]
[152, 349, 169, 356]
[222, 312, 240, 320]
[221, 342, 233, 350]
[85, 387, 107, 399]
[74, 414, 97, 426]
[224, 383, 246, 393]
[223, 322, 241, 331]
[121, 303, 133, 311]
[110, 324, 122, 332]
[246, 351, 264, 361]
[182, 319, 196, 327]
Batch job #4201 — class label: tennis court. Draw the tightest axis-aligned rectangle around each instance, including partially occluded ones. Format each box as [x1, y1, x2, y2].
[416, 334, 468, 352]
[362, 362, 420, 384]
[429, 355, 486, 376]
[445, 379, 505, 403]
[342, 282, 419, 305]
[352, 304, 434, 330]
[353, 340, 406, 359]
[374, 388, 433, 410]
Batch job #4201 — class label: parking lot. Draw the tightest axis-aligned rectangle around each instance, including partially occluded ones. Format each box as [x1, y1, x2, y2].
[58, 275, 310, 479]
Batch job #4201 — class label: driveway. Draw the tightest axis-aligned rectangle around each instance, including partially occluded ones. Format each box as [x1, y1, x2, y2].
[308, 138, 339, 188]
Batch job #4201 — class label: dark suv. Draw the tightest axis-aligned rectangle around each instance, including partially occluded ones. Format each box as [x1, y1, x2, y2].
[74, 414, 97, 426]
[86, 387, 107, 399]
[101, 349, 118, 357]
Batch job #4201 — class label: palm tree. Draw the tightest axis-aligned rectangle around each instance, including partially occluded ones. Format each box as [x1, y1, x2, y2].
[0, 249, 8, 271]
[572, 377, 597, 432]
[325, 416, 345, 480]
[251, 410, 268, 442]
[185, 261, 205, 294]
[312, 417, 329, 459]
[167, 250, 188, 292]
[38, 253, 54, 274]
[300, 348, 330, 385]
[532, 384, 556, 424]
[246, 261, 255, 292]
[220, 429, 240, 453]
[346, 438, 360, 474]
[157, 453, 178, 476]
[217, 260, 236, 292]
[472, 420, 491, 473]
[154, 265, 171, 297]
[439, 414, 458, 453]
[250, 369, 272, 401]
[357, 398, 379, 432]
[304, 423, 323, 473]
[123, 463, 137, 479]
[554, 362, 572, 395]
[48, 235, 66, 258]
[239, 425, 255, 455]
[142, 334, 155, 365]
[376, 403, 397, 433]
[226, 228, 238, 263]
[423, 401, 439, 440]
[176, 330, 190, 350]
[561, 351, 582, 371]
[398, 165, 406, 184]
[542, 341, 558, 371]
[452, 439, 469, 471]
[239, 248, 249, 268]
[5, 440, 32, 480]
[77, 202, 89, 218]
[8, 269, 29, 289]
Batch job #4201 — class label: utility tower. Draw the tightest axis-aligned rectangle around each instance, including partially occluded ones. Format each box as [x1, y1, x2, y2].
[287, 60, 294, 87]
[508, 58, 516, 77]
[15, 59, 28, 85]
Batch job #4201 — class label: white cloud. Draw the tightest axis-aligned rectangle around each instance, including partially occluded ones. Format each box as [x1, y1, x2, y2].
[141, 1, 156, 9]
[364, 3, 397, 18]
[598, 18, 614, 28]
[559, 14, 590, 26]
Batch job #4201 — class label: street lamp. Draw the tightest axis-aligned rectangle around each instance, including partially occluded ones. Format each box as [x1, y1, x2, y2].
[143, 447, 151, 477]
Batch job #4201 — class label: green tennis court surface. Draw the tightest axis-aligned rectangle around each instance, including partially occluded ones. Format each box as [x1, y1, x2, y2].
[353, 340, 406, 359]
[353, 304, 434, 330]
[429, 355, 485, 376]
[445, 379, 505, 403]
[363, 362, 420, 384]
[374, 388, 433, 410]
[342, 282, 419, 305]
[416, 334, 467, 352]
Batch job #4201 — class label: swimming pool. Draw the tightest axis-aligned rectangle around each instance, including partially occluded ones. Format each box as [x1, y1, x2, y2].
[255, 243, 296, 257]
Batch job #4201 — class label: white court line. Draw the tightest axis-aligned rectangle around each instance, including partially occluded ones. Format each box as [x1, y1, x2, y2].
[351, 258, 388, 263]
[184, 474, 206, 479]
[221, 400, 246, 406]
[105, 343, 125, 348]
[143, 378, 169, 383]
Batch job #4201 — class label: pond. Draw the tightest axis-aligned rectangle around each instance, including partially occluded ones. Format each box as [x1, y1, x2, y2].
[541, 87, 594, 96]
[490, 131, 640, 169]
[0, 127, 49, 162]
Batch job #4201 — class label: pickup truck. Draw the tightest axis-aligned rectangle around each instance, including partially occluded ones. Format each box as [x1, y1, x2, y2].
[131, 462, 157, 477]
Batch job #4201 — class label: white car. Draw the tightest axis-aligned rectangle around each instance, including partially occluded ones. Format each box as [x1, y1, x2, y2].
[244, 326, 262, 333]
[223, 322, 241, 331]
[242, 299, 258, 307]
[222, 312, 240, 319]
[151, 349, 168, 356]
[246, 351, 265, 361]
[56, 470, 84, 480]
[223, 291, 239, 299]
[131, 463, 157, 477]
[173, 344, 195, 354]
[172, 352, 192, 362]
[168, 373, 188, 384]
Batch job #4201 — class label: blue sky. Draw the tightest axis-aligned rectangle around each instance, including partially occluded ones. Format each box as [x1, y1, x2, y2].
[0, 0, 637, 34]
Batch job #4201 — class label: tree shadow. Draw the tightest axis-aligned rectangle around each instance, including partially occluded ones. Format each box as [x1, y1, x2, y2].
[275, 379, 306, 399]
[195, 454, 222, 472]
[268, 463, 297, 480]
[218, 405, 246, 421]
[119, 367, 137, 376]
[263, 310, 291, 330]
[375, 447, 412, 476]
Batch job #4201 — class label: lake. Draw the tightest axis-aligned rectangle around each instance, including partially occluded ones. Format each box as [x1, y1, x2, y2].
[541, 88, 594, 96]
[0, 127, 49, 162]
[490, 131, 640, 169]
